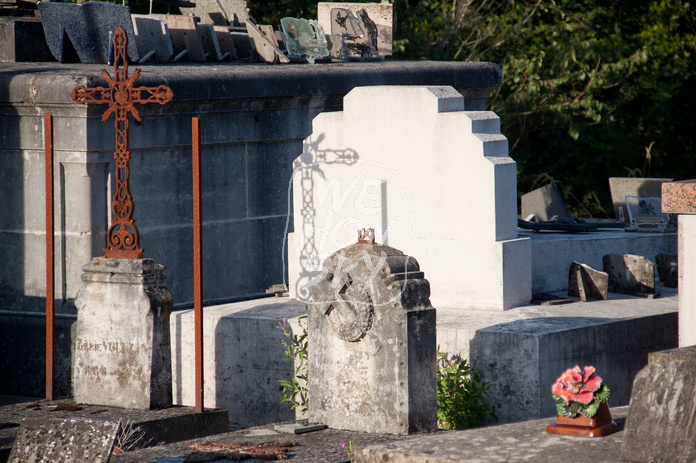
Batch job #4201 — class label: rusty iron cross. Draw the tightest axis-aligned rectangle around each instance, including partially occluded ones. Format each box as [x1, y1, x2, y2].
[71, 27, 173, 259]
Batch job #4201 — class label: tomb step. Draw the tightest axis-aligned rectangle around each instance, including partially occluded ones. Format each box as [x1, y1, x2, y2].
[360, 405, 629, 462]
[465, 110, 502, 133]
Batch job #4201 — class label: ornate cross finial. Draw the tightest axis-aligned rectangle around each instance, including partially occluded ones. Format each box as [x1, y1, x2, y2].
[71, 27, 173, 258]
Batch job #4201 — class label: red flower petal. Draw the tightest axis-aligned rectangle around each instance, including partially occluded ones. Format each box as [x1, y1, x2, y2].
[572, 391, 595, 405]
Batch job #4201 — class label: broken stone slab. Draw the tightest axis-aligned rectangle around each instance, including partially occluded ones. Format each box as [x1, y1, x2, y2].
[0, 18, 54, 63]
[568, 262, 608, 301]
[8, 418, 120, 463]
[655, 253, 677, 288]
[603, 253, 657, 297]
[131, 15, 174, 63]
[622, 346, 696, 462]
[38, 1, 139, 63]
[520, 183, 570, 222]
[154, 14, 208, 62]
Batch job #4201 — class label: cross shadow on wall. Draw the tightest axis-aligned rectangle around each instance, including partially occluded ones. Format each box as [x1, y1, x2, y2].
[284, 132, 359, 301]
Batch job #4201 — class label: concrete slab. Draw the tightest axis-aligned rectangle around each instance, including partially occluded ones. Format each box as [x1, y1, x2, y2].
[359, 406, 628, 463]
[437, 283, 677, 424]
[0, 397, 228, 460]
[9, 418, 119, 463]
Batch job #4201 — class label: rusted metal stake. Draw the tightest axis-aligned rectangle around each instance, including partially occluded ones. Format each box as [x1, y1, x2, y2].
[192, 117, 204, 413]
[45, 114, 54, 401]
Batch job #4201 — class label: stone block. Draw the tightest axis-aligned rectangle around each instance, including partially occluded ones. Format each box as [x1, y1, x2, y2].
[198, 23, 225, 61]
[9, 418, 119, 463]
[308, 241, 437, 435]
[608, 177, 672, 222]
[0, 18, 54, 63]
[656, 253, 677, 288]
[622, 346, 696, 462]
[154, 14, 207, 62]
[38, 1, 139, 64]
[603, 253, 656, 296]
[170, 298, 305, 428]
[131, 15, 174, 63]
[520, 183, 570, 222]
[463, 305, 678, 424]
[73, 258, 173, 409]
[317, 2, 393, 56]
[213, 26, 238, 59]
[662, 179, 696, 214]
[568, 262, 608, 301]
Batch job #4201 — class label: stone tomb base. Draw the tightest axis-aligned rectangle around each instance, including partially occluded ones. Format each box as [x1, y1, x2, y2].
[0, 396, 229, 459]
[172, 287, 677, 427]
[73, 258, 173, 410]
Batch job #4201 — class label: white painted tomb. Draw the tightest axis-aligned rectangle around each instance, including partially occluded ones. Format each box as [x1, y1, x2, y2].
[287, 85, 532, 311]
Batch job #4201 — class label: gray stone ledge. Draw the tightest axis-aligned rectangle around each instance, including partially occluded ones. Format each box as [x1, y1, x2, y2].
[0, 61, 502, 105]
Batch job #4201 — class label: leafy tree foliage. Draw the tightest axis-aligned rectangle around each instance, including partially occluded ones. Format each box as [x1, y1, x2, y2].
[394, 0, 696, 216]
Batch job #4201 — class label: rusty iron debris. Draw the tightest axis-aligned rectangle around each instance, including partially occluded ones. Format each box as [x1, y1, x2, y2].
[357, 228, 375, 244]
[186, 441, 297, 461]
[71, 27, 173, 258]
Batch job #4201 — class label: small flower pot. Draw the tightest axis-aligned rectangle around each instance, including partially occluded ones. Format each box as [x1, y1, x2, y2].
[546, 401, 618, 437]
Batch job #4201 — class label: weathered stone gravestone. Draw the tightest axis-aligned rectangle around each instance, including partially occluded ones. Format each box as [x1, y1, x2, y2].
[38, 1, 139, 63]
[154, 14, 208, 62]
[287, 86, 531, 311]
[308, 232, 436, 434]
[131, 15, 174, 63]
[621, 346, 696, 462]
[9, 418, 119, 463]
[73, 259, 173, 409]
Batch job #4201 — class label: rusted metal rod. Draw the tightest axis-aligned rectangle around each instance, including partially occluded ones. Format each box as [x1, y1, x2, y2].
[44, 114, 54, 401]
[192, 117, 204, 413]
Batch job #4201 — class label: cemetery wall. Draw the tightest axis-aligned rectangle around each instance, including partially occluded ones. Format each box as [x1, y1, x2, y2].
[0, 60, 501, 396]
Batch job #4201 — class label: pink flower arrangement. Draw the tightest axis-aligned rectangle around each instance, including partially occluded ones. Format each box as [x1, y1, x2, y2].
[551, 365, 610, 418]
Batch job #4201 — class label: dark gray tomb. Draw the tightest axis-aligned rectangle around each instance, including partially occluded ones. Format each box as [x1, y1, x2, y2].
[38, 1, 139, 63]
